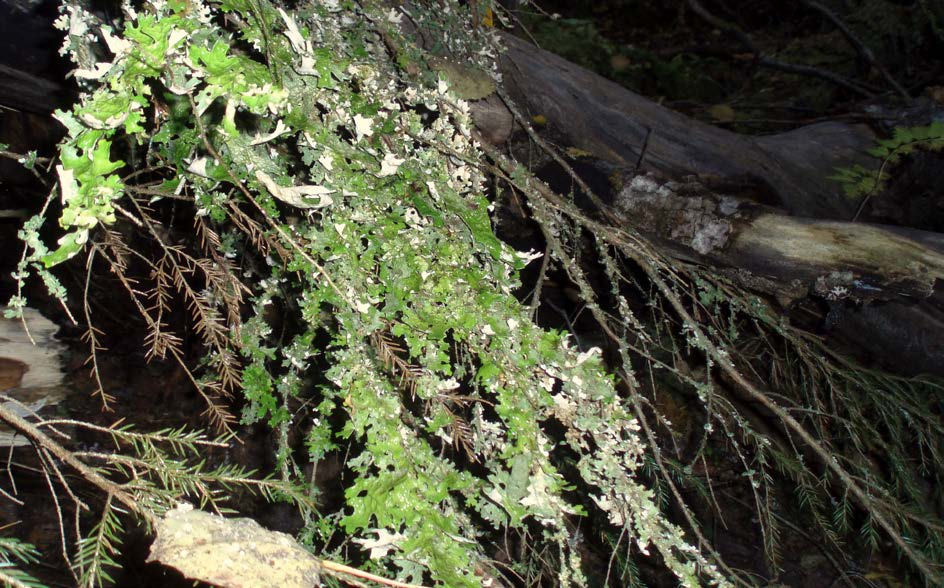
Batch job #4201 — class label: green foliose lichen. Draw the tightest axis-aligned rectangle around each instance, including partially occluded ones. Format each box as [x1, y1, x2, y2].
[21, 1, 724, 586]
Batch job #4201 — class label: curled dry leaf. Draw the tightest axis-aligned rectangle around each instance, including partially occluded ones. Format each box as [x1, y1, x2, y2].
[255, 170, 334, 209]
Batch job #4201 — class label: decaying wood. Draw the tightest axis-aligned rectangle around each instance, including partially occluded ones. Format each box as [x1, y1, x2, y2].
[612, 174, 944, 303]
[496, 34, 888, 220]
[0, 308, 66, 446]
[470, 34, 944, 376]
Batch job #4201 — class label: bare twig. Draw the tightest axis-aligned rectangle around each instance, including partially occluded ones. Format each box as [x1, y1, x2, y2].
[529, 241, 551, 319]
[321, 559, 430, 588]
[82, 248, 115, 410]
[800, 0, 909, 99]
[0, 149, 51, 184]
[0, 399, 153, 525]
[37, 448, 76, 573]
[687, 0, 877, 97]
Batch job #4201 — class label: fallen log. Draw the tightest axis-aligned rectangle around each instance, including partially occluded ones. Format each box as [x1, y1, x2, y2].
[496, 34, 887, 220]
[612, 173, 944, 304]
[476, 34, 944, 376]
